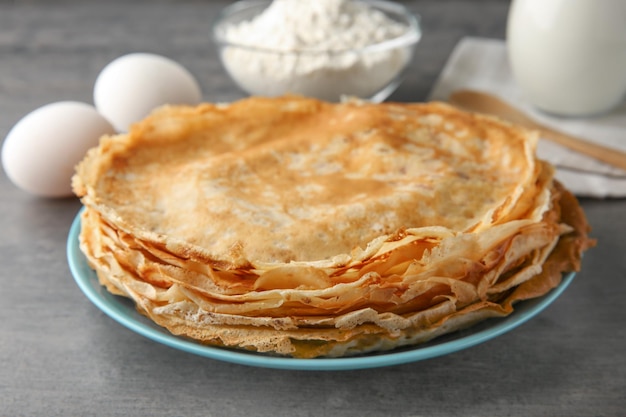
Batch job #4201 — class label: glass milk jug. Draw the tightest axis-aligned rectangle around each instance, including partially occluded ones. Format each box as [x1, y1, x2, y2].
[507, 0, 626, 116]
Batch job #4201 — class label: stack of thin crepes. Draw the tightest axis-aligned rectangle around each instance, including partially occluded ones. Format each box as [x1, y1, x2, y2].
[72, 96, 595, 358]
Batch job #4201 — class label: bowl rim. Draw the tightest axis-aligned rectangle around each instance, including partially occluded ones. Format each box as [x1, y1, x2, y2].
[211, 0, 422, 55]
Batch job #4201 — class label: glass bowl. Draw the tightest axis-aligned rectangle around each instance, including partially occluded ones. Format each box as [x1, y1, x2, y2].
[212, 0, 421, 102]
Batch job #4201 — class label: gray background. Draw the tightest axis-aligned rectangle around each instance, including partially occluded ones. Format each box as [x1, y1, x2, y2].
[1, 1, 624, 416]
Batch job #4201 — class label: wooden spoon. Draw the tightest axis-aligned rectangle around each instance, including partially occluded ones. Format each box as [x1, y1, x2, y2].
[448, 89, 626, 172]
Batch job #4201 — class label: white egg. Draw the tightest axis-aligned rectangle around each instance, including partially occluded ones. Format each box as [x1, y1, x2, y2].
[94, 53, 202, 132]
[1, 101, 115, 198]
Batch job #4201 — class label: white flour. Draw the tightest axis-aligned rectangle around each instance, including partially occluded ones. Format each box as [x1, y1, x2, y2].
[217, 0, 417, 101]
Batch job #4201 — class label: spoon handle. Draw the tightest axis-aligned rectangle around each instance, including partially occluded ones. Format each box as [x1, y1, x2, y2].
[448, 89, 626, 172]
[538, 124, 626, 172]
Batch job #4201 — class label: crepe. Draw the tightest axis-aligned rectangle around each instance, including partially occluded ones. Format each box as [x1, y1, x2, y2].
[73, 96, 594, 358]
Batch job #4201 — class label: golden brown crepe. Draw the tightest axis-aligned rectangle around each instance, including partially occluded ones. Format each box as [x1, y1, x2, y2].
[72, 96, 594, 358]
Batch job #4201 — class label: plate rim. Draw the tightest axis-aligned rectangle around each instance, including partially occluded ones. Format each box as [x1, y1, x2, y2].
[66, 209, 576, 371]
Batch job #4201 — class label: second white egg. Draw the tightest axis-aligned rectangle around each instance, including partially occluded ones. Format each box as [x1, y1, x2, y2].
[1, 101, 115, 198]
[94, 53, 202, 132]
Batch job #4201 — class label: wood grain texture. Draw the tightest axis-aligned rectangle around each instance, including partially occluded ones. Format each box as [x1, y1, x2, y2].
[1, 1, 624, 416]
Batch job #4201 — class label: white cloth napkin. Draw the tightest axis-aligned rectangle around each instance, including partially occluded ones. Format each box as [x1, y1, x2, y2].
[428, 37, 626, 198]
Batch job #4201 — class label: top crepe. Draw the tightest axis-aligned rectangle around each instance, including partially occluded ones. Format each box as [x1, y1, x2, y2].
[74, 96, 541, 267]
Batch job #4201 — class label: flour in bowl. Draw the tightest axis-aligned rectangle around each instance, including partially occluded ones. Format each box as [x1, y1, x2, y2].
[215, 0, 419, 101]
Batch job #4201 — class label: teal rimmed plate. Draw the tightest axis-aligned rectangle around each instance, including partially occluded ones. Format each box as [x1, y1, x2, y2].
[67, 210, 575, 371]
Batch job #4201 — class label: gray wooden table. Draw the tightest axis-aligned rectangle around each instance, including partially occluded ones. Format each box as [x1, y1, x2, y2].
[1, 1, 624, 416]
